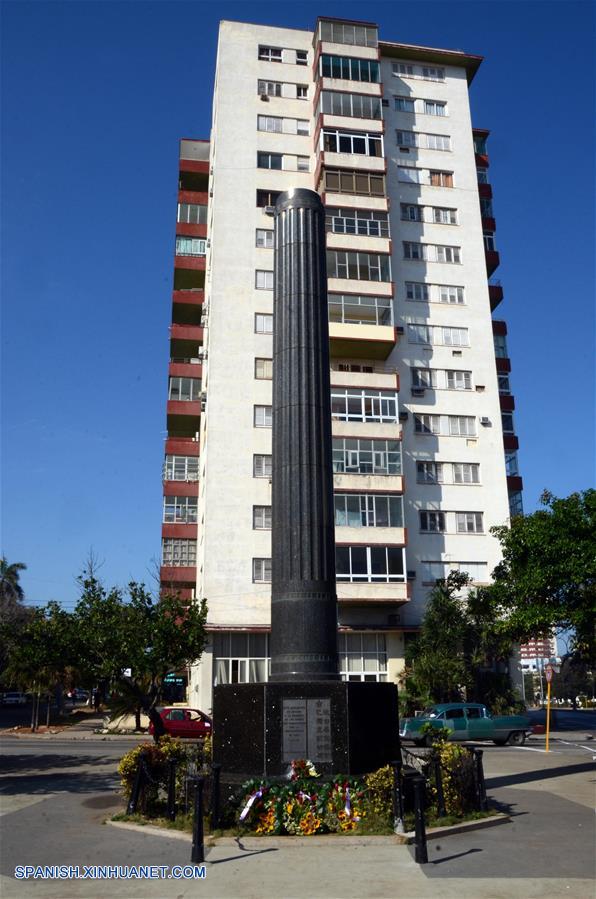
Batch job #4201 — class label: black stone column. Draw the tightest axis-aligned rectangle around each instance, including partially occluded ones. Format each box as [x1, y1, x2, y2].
[270, 188, 339, 682]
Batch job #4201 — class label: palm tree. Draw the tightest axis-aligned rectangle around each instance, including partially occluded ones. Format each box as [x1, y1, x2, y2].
[0, 558, 27, 603]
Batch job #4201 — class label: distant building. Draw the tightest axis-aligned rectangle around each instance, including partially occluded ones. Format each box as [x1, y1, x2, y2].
[520, 635, 558, 670]
[159, 17, 523, 712]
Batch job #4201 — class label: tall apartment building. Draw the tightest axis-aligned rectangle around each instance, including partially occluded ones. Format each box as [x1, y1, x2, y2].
[160, 17, 523, 712]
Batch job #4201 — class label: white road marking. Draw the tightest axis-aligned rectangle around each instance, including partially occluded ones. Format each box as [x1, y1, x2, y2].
[556, 739, 596, 755]
[515, 746, 550, 753]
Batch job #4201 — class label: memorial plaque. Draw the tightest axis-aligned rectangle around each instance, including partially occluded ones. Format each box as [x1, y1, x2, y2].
[307, 697, 332, 762]
[282, 698, 307, 759]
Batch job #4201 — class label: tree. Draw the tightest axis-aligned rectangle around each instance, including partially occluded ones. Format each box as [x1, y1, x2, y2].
[73, 576, 207, 740]
[0, 558, 32, 680]
[489, 490, 596, 662]
[0, 557, 27, 604]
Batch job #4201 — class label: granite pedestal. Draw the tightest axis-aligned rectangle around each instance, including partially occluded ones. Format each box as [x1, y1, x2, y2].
[213, 681, 399, 783]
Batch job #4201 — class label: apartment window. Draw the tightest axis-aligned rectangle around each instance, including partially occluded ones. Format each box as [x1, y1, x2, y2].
[332, 437, 402, 475]
[296, 84, 308, 99]
[477, 167, 489, 184]
[417, 462, 443, 484]
[162, 538, 197, 566]
[325, 207, 390, 238]
[334, 494, 404, 528]
[175, 236, 206, 256]
[322, 169, 386, 197]
[433, 207, 457, 224]
[177, 203, 207, 225]
[258, 80, 282, 97]
[450, 416, 476, 437]
[439, 284, 464, 304]
[320, 54, 380, 84]
[258, 46, 282, 62]
[296, 119, 309, 135]
[397, 166, 423, 184]
[442, 326, 468, 346]
[255, 313, 273, 334]
[319, 91, 382, 120]
[168, 377, 201, 401]
[254, 405, 272, 428]
[213, 632, 270, 685]
[331, 388, 398, 423]
[163, 495, 198, 524]
[257, 115, 283, 133]
[401, 203, 424, 221]
[396, 131, 450, 151]
[255, 358, 273, 380]
[257, 152, 282, 170]
[429, 170, 453, 187]
[422, 66, 445, 81]
[480, 197, 494, 217]
[256, 189, 281, 208]
[403, 242, 460, 263]
[403, 242, 425, 261]
[336, 546, 406, 582]
[297, 156, 310, 172]
[296, 50, 308, 66]
[319, 19, 378, 47]
[408, 323, 431, 343]
[394, 96, 415, 113]
[436, 245, 461, 263]
[498, 374, 511, 394]
[446, 370, 472, 390]
[339, 633, 387, 683]
[493, 335, 508, 358]
[501, 413, 515, 434]
[456, 512, 484, 534]
[483, 232, 496, 251]
[505, 451, 518, 476]
[393, 62, 414, 76]
[453, 463, 480, 484]
[412, 368, 436, 388]
[405, 281, 430, 301]
[328, 294, 393, 326]
[473, 134, 488, 155]
[424, 99, 446, 116]
[164, 454, 199, 482]
[252, 558, 272, 582]
[407, 325, 469, 347]
[256, 229, 274, 248]
[253, 505, 272, 530]
[421, 561, 487, 583]
[420, 511, 446, 533]
[253, 454, 272, 478]
[322, 129, 383, 157]
[509, 492, 524, 516]
[255, 270, 274, 289]
[414, 414, 441, 435]
[327, 250, 391, 282]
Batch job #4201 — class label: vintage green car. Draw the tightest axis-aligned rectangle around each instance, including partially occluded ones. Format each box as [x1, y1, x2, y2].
[400, 702, 532, 747]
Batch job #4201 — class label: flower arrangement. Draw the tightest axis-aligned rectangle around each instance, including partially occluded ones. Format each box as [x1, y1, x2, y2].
[238, 760, 366, 835]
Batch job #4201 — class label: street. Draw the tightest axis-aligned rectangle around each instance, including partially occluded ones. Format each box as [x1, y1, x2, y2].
[0, 728, 594, 899]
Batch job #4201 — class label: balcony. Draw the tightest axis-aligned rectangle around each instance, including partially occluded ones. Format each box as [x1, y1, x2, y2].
[169, 360, 202, 379]
[499, 394, 515, 412]
[163, 480, 198, 496]
[492, 320, 507, 336]
[335, 526, 405, 546]
[336, 582, 410, 604]
[495, 357, 511, 373]
[330, 364, 398, 391]
[326, 232, 390, 255]
[176, 222, 207, 239]
[165, 437, 200, 456]
[481, 216, 496, 232]
[329, 321, 397, 360]
[167, 401, 201, 439]
[170, 324, 204, 343]
[332, 419, 401, 441]
[503, 434, 519, 451]
[485, 249, 500, 277]
[478, 183, 492, 199]
[173, 289, 204, 307]
[320, 151, 386, 174]
[160, 566, 196, 585]
[334, 472, 403, 494]
[173, 267, 205, 291]
[178, 189, 209, 207]
[488, 283, 503, 311]
[161, 523, 197, 539]
[507, 475, 523, 493]
[174, 253, 206, 273]
[178, 169, 208, 193]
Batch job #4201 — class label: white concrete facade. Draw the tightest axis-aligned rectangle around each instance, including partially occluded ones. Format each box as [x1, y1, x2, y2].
[187, 19, 512, 714]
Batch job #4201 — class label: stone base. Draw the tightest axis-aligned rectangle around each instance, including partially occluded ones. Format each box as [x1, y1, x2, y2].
[213, 681, 400, 782]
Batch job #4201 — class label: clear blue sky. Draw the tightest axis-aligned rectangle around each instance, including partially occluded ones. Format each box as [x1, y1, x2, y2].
[1, 1, 594, 610]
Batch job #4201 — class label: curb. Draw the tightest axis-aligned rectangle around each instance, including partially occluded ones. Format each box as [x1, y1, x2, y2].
[395, 812, 510, 844]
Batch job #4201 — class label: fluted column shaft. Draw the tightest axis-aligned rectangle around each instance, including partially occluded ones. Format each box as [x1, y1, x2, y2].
[269, 189, 339, 682]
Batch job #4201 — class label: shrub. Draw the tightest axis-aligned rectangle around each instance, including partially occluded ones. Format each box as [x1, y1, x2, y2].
[118, 736, 190, 813]
[364, 764, 393, 822]
[429, 741, 477, 817]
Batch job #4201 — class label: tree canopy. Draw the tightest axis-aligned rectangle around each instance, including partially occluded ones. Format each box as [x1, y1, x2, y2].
[488, 489, 595, 660]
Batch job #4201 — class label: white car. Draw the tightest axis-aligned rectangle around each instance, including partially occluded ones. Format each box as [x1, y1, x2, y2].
[2, 692, 27, 705]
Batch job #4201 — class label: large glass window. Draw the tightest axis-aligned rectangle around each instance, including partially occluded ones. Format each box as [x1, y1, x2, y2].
[257, 152, 282, 170]
[323, 129, 383, 157]
[175, 236, 206, 256]
[161, 538, 197, 566]
[325, 207, 389, 238]
[255, 313, 273, 334]
[509, 491, 523, 516]
[334, 493, 404, 527]
[456, 512, 484, 534]
[255, 270, 274, 289]
[319, 20, 378, 47]
[332, 438, 401, 475]
[420, 511, 446, 533]
[505, 451, 519, 476]
[252, 558, 272, 582]
[253, 506, 272, 529]
[328, 294, 393, 326]
[453, 463, 480, 484]
[322, 169, 385, 197]
[319, 91, 382, 120]
[253, 454, 272, 478]
[336, 545, 406, 582]
[163, 455, 199, 482]
[213, 632, 270, 686]
[339, 633, 387, 682]
[255, 358, 273, 380]
[254, 405, 272, 428]
[177, 203, 207, 225]
[163, 495, 198, 524]
[258, 80, 282, 97]
[320, 54, 380, 82]
[168, 377, 201, 401]
[327, 250, 391, 281]
[331, 388, 398, 423]
[494, 335, 508, 358]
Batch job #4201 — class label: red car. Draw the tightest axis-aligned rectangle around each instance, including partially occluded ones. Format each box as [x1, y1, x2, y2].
[149, 707, 212, 739]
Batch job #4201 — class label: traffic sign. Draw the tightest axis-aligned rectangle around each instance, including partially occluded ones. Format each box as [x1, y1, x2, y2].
[545, 665, 553, 683]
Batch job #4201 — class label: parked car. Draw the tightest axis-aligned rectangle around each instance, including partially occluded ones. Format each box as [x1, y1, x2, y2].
[400, 702, 533, 746]
[2, 692, 28, 706]
[149, 707, 212, 739]
[72, 689, 89, 701]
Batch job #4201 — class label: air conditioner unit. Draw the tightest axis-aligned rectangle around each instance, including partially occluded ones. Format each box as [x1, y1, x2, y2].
[200, 399, 207, 412]
[407, 570, 417, 581]
[382, 99, 389, 107]
[399, 411, 409, 422]
[480, 416, 491, 426]
[411, 387, 425, 397]
[475, 384, 485, 392]
[260, 94, 270, 101]
[263, 205, 275, 217]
